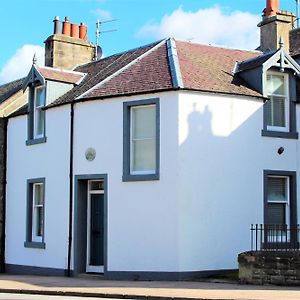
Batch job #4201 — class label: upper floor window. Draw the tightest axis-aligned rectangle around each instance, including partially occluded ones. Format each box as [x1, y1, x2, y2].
[131, 105, 156, 174]
[26, 84, 47, 146]
[265, 73, 289, 132]
[34, 86, 46, 138]
[123, 98, 160, 181]
[262, 72, 298, 139]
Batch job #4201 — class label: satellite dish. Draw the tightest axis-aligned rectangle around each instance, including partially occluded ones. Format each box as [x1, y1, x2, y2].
[96, 45, 103, 60]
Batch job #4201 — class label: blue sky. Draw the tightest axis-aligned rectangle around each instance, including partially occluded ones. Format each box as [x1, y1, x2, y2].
[0, 0, 297, 84]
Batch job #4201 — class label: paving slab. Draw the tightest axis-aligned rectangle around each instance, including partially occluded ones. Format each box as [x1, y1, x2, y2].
[0, 274, 299, 300]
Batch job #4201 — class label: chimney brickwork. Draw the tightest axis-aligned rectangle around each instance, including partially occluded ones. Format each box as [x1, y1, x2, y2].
[258, 11, 295, 53]
[44, 17, 95, 70]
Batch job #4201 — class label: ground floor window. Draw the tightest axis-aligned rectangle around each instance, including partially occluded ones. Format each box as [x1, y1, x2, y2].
[24, 178, 45, 249]
[264, 170, 297, 247]
[266, 176, 289, 226]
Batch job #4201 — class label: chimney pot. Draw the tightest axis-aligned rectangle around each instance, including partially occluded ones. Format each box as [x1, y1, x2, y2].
[266, 0, 279, 17]
[79, 23, 87, 40]
[71, 23, 79, 38]
[53, 16, 61, 35]
[62, 17, 71, 36]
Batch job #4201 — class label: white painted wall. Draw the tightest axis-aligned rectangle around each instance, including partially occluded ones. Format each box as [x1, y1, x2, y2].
[177, 91, 300, 271]
[6, 105, 71, 269]
[73, 92, 179, 272]
[5, 88, 300, 274]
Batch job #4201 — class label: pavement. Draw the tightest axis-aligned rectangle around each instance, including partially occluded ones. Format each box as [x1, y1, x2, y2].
[0, 274, 299, 300]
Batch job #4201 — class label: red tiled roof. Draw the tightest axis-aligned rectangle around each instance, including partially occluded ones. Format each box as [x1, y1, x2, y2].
[46, 39, 264, 109]
[37, 66, 84, 84]
[175, 41, 262, 97]
[84, 42, 173, 99]
[48, 41, 161, 108]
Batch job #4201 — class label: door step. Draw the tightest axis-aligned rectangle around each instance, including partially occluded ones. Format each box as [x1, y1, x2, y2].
[77, 273, 105, 280]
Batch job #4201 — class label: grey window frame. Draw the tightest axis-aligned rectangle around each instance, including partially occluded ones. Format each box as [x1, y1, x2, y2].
[24, 178, 46, 249]
[123, 98, 160, 182]
[264, 170, 297, 225]
[262, 72, 298, 139]
[263, 170, 297, 248]
[26, 84, 47, 146]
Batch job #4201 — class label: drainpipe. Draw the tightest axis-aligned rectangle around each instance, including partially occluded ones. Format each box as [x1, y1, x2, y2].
[67, 103, 74, 277]
[0, 118, 8, 273]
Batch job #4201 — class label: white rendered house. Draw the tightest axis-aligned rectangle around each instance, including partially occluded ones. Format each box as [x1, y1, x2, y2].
[3, 1, 300, 279]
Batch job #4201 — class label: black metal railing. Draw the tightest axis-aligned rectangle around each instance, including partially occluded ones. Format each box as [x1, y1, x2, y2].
[251, 224, 300, 251]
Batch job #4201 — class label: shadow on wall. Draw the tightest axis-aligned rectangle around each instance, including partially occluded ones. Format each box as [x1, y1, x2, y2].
[178, 100, 272, 269]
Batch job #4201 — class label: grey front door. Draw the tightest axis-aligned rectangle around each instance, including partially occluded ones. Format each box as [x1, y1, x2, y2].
[86, 180, 104, 273]
[90, 194, 104, 266]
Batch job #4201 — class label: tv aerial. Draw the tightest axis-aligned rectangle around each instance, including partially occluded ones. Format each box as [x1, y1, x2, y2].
[95, 19, 117, 60]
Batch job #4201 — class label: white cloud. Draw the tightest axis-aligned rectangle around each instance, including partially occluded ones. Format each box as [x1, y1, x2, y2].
[0, 45, 45, 85]
[137, 6, 260, 50]
[91, 8, 112, 20]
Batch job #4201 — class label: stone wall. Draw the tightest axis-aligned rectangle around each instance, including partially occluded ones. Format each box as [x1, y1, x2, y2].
[0, 118, 6, 272]
[239, 251, 300, 286]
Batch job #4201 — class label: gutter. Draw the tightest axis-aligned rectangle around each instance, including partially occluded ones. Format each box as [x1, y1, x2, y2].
[67, 102, 74, 277]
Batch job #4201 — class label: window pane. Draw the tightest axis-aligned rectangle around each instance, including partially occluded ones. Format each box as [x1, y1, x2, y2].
[35, 88, 45, 107]
[265, 96, 286, 127]
[132, 139, 155, 172]
[266, 74, 285, 95]
[132, 106, 156, 139]
[267, 177, 287, 202]
[34, 184, 43, 205]
[35, 206, 43, 237]
[90, 181, 104, 191]
[267, 203, 285, 224]
[272, 96, 285, 127]
[36, 109, 45, 136]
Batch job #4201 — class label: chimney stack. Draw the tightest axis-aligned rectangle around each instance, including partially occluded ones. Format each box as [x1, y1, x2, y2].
[44, 16, 95, 70]
[258, 0, 295, 53]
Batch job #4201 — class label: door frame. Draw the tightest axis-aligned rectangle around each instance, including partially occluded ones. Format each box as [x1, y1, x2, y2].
[86, 180, 105, 273]
[74, 174, 108, 276]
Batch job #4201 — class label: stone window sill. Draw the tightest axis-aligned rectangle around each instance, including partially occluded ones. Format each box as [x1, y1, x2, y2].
[24, 241, 46, 249]
[261, 130, 298, 139]
[26, 137, 47, 146]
